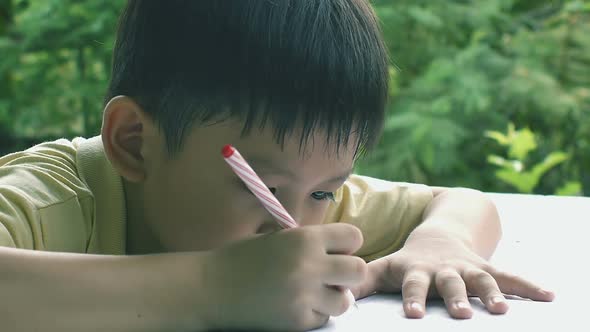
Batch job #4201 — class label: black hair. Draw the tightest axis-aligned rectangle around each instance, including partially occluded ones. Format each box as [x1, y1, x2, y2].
[105, 0, 389, 156]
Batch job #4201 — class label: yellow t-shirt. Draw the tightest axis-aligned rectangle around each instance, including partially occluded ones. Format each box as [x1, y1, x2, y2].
[0, 136, 433, 261]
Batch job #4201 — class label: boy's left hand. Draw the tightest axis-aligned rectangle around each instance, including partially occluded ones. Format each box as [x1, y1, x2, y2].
[350, 235, 555, 319]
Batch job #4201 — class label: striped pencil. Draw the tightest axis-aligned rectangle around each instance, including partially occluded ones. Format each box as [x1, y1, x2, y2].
[222, 144, 357, 310]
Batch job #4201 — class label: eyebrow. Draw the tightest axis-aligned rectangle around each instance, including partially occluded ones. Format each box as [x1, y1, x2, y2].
[246, 156, 353, 186]
[320, 170, 353, 186]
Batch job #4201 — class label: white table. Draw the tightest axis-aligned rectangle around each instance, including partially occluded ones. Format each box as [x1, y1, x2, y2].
[316, 193, 590, 331]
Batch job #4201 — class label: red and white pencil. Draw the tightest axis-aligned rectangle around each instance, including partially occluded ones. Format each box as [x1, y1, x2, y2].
[222, 144, 298, 229]
[222, 144, 358, 310]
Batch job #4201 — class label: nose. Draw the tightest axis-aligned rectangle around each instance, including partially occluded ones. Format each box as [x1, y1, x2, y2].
[254, 196, 306, 233]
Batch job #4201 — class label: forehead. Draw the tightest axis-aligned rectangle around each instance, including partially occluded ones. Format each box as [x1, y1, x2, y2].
[239, 121, 357, 167]
[184, 119, 356, 171]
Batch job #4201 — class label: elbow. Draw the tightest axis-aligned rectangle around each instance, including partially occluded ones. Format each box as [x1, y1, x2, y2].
[439, 187, 503, 257]
[465, 188, 503, 257]
[457, 187, 502, 238]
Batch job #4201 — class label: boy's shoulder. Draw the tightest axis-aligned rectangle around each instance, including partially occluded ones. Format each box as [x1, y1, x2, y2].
[0, 136, 113, 200]
[0, 136, 126, 253]
[0, 136, 93, 204]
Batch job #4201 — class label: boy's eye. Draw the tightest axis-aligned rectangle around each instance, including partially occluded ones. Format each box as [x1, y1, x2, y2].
[311, 191, 335, 201]
[237, 180, 275, 196]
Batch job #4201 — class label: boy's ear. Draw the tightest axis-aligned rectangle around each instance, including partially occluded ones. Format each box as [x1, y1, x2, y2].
[101, 96, 159, 183]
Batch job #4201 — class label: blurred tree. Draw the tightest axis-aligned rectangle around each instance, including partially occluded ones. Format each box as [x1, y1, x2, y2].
[0, 0, 121, 150]
[486, 123, 579, 194]
[357, 0, 589, 195]
[0, 0, 15, 154]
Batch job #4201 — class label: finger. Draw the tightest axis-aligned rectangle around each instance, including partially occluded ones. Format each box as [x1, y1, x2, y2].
[314, 286, 351, 317]
[350, 257, 392, 299]
[435, 269, 473, 319]
[401, 269, 431, 319]
[316, 223, 363, 254]
[323, 255, 368, 286]
[307, 310, 330, 331]
[463, 269, 508, 314]
[491, 269, 555, 302]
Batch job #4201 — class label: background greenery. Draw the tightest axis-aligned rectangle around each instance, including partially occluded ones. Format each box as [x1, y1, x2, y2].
[0, 0, 588, 195]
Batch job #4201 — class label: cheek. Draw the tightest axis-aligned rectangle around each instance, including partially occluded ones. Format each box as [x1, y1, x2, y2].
[149, 177, 265, 251]
[280, 196, 331, 227]
[300, 202, 331, 226]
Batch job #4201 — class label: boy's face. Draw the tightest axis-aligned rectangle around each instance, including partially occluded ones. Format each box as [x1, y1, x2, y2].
[136, 119, 356, 253]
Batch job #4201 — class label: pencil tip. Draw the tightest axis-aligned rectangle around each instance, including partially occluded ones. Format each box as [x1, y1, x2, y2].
[222, 145, 235, 158]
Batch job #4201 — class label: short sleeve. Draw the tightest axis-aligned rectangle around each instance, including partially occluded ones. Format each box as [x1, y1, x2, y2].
[0, 140, 94, 252]
[0, 184, 40, 249]
[323, 174, 433, 261]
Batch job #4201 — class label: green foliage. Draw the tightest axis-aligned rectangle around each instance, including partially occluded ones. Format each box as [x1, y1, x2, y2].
[0, 0, 588, 195]
[485, 124, 537, 161]
[555, 181, 583, 196]
[486, 123, 579, 194]
[357, 0, 590, 196]
[0, 0, 121, 145]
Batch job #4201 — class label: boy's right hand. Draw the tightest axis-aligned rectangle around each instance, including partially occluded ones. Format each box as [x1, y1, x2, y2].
[200, 223, 367, 331]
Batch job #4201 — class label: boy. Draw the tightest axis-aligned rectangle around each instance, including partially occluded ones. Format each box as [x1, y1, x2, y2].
[0, 1, 554, 331]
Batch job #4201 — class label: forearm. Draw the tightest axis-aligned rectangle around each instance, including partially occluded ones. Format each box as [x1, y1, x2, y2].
[405, 188, 502, 259]
[0, 247, 209, 332]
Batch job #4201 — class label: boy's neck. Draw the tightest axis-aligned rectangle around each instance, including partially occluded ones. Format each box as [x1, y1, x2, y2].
[123, 180, 163, 255]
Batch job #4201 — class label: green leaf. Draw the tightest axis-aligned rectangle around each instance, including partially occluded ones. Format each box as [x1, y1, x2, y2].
[507, 127, 537, 160]
[487, 155, 508, 167]
[495, 169, 536, 193]
[485, 130, 509, 146]
[555, 181, 583, 196]
[530, 152, 569, 180]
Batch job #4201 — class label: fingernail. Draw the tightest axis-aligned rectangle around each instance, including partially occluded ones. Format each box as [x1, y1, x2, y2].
[345, 289, 356, 308]
[410, 302, 423, 312]
[490, 296, 505, 305]
[541, 289, 556, 299]
[455, 301, 470, 310]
